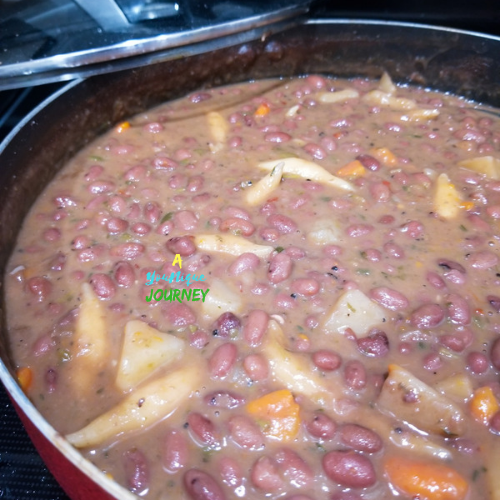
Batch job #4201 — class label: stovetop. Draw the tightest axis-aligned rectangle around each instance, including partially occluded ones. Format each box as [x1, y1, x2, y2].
[0, 1, 499, 499]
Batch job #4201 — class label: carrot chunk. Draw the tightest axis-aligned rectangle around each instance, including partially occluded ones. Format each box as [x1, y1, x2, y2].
[246, 389, 300, 441]
[385, 456, 468, 500]
[254, 103, 270, 117]
[16, 366, 33, 392]
[470, 385, 499, 425]
[336, 160, 366, 178]
[370, 147, 397, 166]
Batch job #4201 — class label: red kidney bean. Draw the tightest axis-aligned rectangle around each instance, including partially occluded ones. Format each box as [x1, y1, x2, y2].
[131, 222, 151, 235]
[127, 203, 141, 219]
[90, 273, 116, 299]
[284, 246, 306, 260]
[242, 310, 269, 346]
[224, 206, 251, 220]
[445, 293, 471, 325]
[260, 227, 279, 242]
[42, 228, 61, 242]
[53, 194, 77, 208]
[109, 196, 126, 213]
[267, 214, 298, 234]
[163, 430, 188, 473]
[467, 351, 489, 374]
[106, 217, 128, 234]
[490, 338, 500, 370]
[89, 181, 115, 194]
[204, 390, 245, 409]
[410, 303, 445, 329]
[228, 252, 260, 276]
[305, 411, 337, 439]
[427, 271, 446, 289]
[346, 224, 373, 238]
[124, 164, 146, 182]
[344, 360, 367, 391]
[209, 343, 237, 379]
[110, 242, 145, 260]
[312, 350, 341, 371]
[185, 254, 210, 273]
[356, 154, 380, 171]
[72, 235, 91, 250]
[291, 278, 320, 296]
[27, 277, 52, 302]
[114, 261, 135, 288]
[218, 457, 243, 488]
[45, 368, 57, 393]
[187, 175, 204, 192]
[303, 142, 326, 159]
[268, 253, 293, 284]
[163, 303, 196, 326]
[423, 352, 443, 371]
[49, 252, 66, 272]
[322, 450, 376, 488]
[243, 354, 269, 381]
[84, 164, 103, 182]
[383, 241, 405, 259]
[190, 329, 209, 348]
[265, 132, 292, 143]
[174, 210, 198, 231]
[275, 448, 313, 487]
[357, 329, 389, 357]
[228, 415, 265, 450]
[487, 295, 500, 313]
[213, 312, 241, 338]
[330, 493, 362, 500]
[490, 412, 500, 435]
[369, 181, 390, 202]
[156, 220, 173, 236]
[187, 412, 219, 447]
[123, 448, 149, 494]
[469, 250, 498, 269]
[77, 245, 105, 263]
[220, 217, 255, 236]
[184, 469, 226, 500]
[33, 334, 55, 357]
[339, 424, 383, 453]
[251, 456, 283, 492]
[400, 220, 424, 239]
[369, 286, 409, 311]
[166, 236, 196, 257]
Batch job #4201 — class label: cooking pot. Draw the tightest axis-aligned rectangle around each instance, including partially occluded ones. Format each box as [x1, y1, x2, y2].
[1, 19, 500, 500]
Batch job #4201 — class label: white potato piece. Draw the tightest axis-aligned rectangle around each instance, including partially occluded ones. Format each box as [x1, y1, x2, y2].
[401, 108, 440, 122]
[66, 364, 202, 448]
[323, 289, 386, 336]
[317, 88, 359, 103]
[244, 161, 284, 206]
[307, 218, 343, 245]
[116, 320, 185, 392]
[258, 157, 354, 191]
[388, 427, 451, 460]
[207, 111, 228, 143]
[263, 320, 339, 402]
[70, 283, 108, 393]
[458, 155, 500, 180]
[194, 234, 273, 258]
[377, 364, 465, 436]
[378, 72, 397, 95]
[486, 443, 500, 500]
[433, 373, 473, 404]
[434, 172, 461, 219]
[362, 90, 417, 111]
[202, 278, 242, 319]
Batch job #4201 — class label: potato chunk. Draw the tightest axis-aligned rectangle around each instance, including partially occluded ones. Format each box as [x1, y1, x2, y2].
[458, 156, 500, 180]
[116, 320, 185, 392]
[258, 157, 354, 191]
[323, 289, 386, 336]
[244, 161, 284, 206]
[377, 364, 465, 436]
[66, 364, 202, 448]
[317, 88, 359, 103]
[434, 173, 461, 219]
[202, 278, 242, 319]
[194, 234, 273, 258]
[207, 111, 229, 152]
[307, 218, 343, 245]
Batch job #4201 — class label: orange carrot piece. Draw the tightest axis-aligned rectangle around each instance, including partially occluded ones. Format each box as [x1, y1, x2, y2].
[254, 103, 270, 117]
[371, 147, 397, 166]
[246, 389, 300, 441]
[470, 386, 499, 425]
[385, 456, 468, 500]
[17, 366, 33, 392]
[336, 160, 366, 178]
[116, 121, 130, 133]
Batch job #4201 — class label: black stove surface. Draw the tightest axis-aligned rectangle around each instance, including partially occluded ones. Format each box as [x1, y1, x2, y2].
[0, 2, 499, 499]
